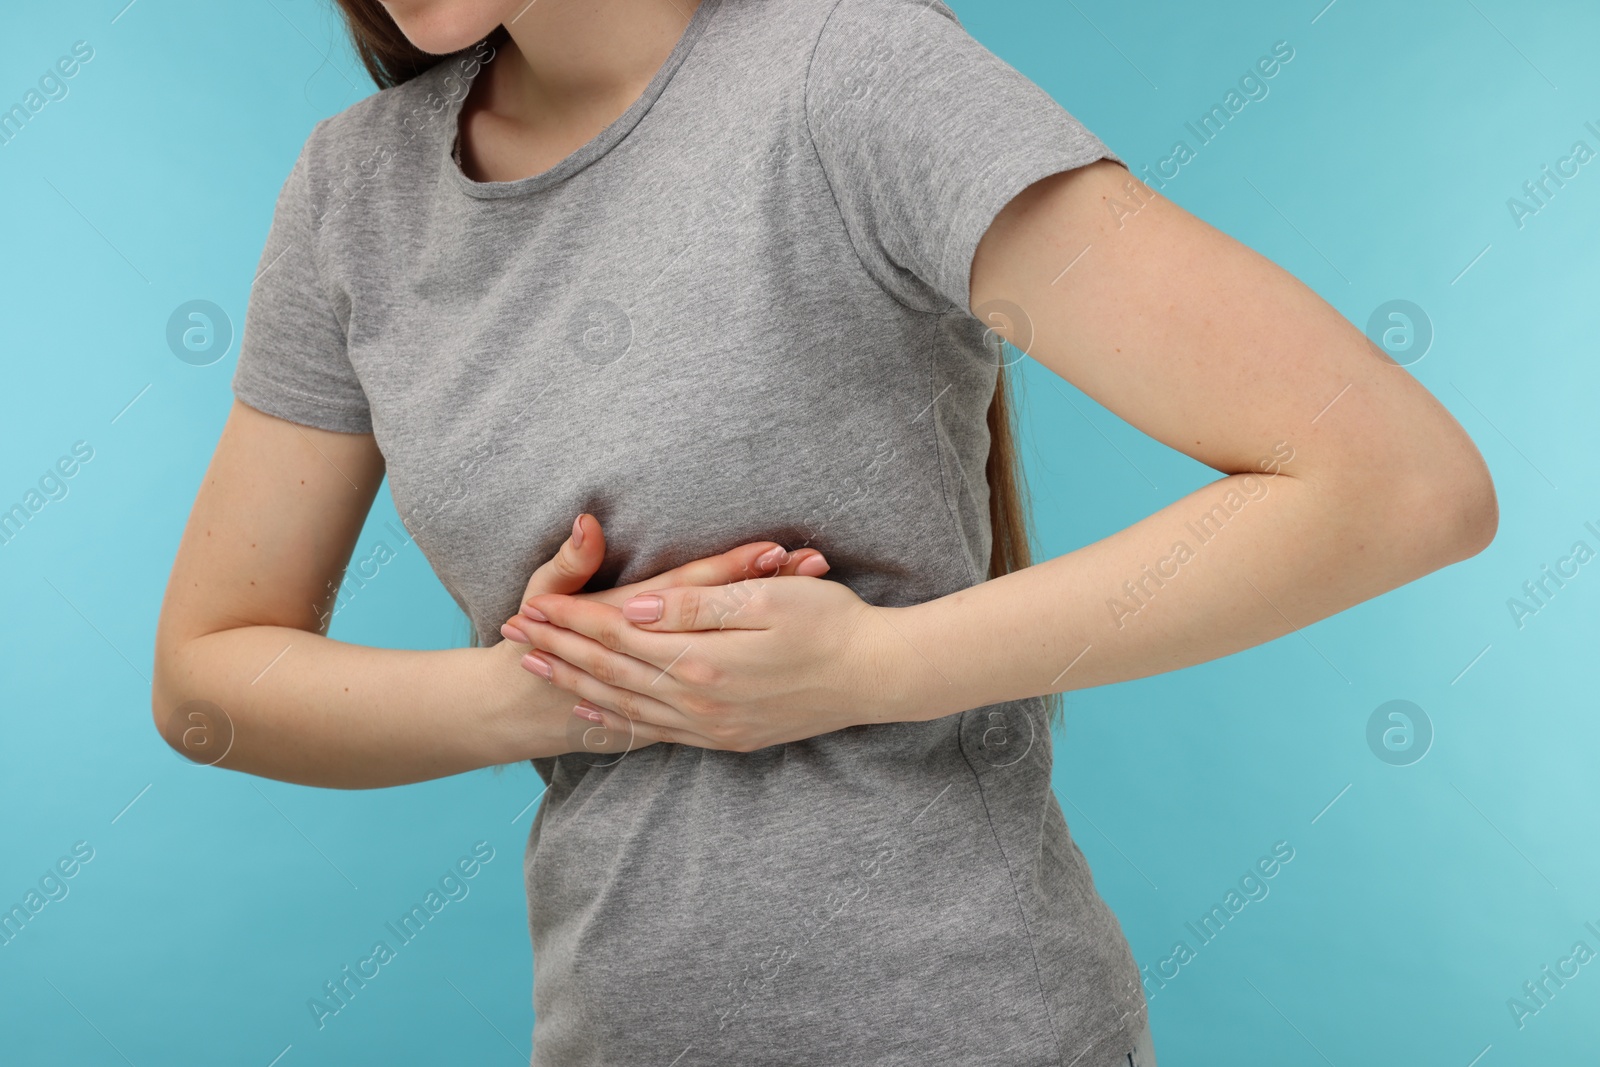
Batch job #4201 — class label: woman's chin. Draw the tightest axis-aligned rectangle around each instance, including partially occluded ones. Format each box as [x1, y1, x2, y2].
[378, 0, 502, 56]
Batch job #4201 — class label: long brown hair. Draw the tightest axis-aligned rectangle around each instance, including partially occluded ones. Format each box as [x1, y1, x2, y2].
[331, 1, 1063, 729]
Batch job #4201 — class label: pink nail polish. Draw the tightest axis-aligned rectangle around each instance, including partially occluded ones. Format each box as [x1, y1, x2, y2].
[522, 605, 549, 622]
[573, 704, 605, 724]
[522, 653, 553, 680]
[623, 595, 663, 623]
[571, 515, 585, 548]
[755, 546, 788, 572]
[500, 622, 525, 643]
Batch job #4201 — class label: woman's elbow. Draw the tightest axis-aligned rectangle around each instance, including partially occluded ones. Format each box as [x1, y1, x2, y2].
[1417, 451, 1500, 565]
[149, 636, 218, 763]
[1452, 468, 1500, 559]
[150, 665, 187, 757]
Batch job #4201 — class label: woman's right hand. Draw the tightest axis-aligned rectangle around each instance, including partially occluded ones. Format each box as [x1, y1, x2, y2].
[491, 515, 829, 756]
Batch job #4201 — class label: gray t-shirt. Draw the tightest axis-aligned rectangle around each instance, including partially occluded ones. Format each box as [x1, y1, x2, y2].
[232, 0, 1147, 1062]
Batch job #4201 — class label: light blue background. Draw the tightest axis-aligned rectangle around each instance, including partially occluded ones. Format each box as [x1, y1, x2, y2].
[2, 1, 1595, 1064]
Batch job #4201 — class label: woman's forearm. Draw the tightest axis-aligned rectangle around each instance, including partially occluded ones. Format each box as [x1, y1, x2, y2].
[151, 627, 581, 789]
[878, 466, 1495, 721]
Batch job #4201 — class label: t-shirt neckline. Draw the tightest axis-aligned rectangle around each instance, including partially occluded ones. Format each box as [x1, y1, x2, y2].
[443, 0, 722, 200]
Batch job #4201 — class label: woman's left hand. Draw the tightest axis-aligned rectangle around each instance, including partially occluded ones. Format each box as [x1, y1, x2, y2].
[499, 571, 907, 751]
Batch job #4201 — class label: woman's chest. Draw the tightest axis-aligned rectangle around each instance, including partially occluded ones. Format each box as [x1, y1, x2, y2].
[334, 228, 950, 621]
[316, 129, 976, 621]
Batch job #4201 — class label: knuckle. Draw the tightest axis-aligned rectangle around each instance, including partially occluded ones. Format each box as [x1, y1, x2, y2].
[597, 618, 626, 652]
[589, 656, 620, 688]
[703, 719, 751, 752]
[674, 657, 709, 688]
[702, 659, 726, 687]
[576, 652, 604, 684]
[612, 690, 644, 721]
[745, 581, 774, 612]
[673, 587, 704, 628]
[681, 692, 719, 722]
[676, 699, 705, 729]
[720, 581, 753, 617]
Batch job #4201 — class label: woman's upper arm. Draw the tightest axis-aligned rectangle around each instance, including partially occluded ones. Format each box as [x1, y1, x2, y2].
[154, 399, 386, 664]
[970, 160, 1497, 550]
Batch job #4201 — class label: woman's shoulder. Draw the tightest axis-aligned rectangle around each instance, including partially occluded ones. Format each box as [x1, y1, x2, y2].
[318, 52, 475, 148]
[291, 50, 484, 219]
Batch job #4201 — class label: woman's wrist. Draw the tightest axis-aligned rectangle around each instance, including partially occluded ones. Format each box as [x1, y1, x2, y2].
[476, 637, 664, 763]
[856, 602, 963, 726]
[475, 638, 587, 762]
[863, 597, 1005, 725]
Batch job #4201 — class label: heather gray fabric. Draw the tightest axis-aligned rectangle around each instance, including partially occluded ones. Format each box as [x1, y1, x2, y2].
[231, 0, 1150, 1062]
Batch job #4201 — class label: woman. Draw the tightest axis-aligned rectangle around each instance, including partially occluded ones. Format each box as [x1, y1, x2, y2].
[152, 0, 1498, 1064]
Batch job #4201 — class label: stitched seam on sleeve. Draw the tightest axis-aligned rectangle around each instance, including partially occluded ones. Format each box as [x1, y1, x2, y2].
[299, 117, 352, 340]
[238, 374, 360, 410]
[284, 116, 369, 424]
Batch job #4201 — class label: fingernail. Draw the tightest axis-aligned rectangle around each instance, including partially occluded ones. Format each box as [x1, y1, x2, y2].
[623, 595, 662, 623]
[796, 554, 830, 577]
[500, 622, 525, 643]
[522, 653, 553, 680]
[573, 703, 605, 724]
[755, 545, 788, 572]
[571, 515, 585, 548]
[521, 604, 549, 622]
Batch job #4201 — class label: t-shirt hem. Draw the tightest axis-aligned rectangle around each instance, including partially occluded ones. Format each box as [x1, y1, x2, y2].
[1056, 1004, 1145, 1067]
[1059, 1000, 1150, 1067]
[232, 379, 374, 435]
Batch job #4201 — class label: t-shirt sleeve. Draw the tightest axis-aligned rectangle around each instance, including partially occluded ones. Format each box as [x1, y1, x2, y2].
[805, 0, 1124, 315]
[230, 122, 373, 434]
